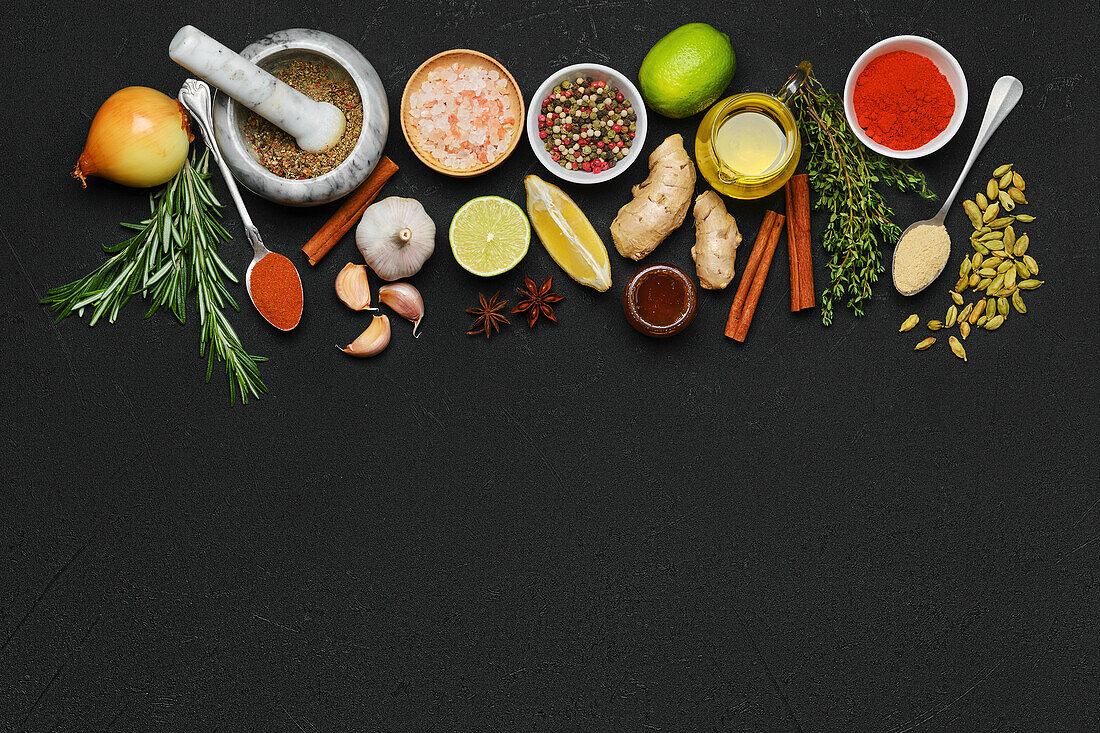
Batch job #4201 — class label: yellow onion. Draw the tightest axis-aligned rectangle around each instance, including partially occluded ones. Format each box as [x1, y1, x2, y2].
[73, 86, 193, 188]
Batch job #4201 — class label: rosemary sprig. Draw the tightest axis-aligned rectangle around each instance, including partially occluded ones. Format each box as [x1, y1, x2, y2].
[791, 71, 937, 325]
[42, 152, 267, 404]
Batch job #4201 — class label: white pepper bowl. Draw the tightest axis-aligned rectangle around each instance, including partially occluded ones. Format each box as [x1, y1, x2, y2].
[843, 35, 968, 160]
[526, 63, 648, 185]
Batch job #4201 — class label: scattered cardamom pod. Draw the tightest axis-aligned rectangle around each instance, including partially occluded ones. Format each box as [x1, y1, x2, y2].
[978, 267, 997, 278]
[1011, 171, 1024, 190]
[959, 303, 974, 322]
[1014, 260, 1030, 280]
[928, 320, 943, 331]
[963, 200, 983, 228]
[1011, 290, 1026, 313]
[997, 190, 1015, 211]
[899, 314, 919, 332]
[993, 163, 1013, 177]
[945, 305, 958, 328]
[976, 193, 989, 211]
[996, 261, 1014, 274]
[1015, 213, 1035, 223]
[972, 241, 989, 255]
[1003, 267, 1017, 289]
[989, 273, 1006, 293]
[914, 337, 936, 351]
[955, 276, 968, 293]
[982, 203, 1000, 223]
[985, 298, 997, 320]
[971, 299, 986, 323]
[1008, 187, 1027, 204]
[960, 321, 971, 340]
[998, 171, 1014, 189]
[976, 315, 988, 327]
[968, 273, 980, 287]
[1023, 255, 1039, 276]
[979, 231, 1004, 241]
[976, 277, 992, 291]
[950, 290, 964, 305]
[988, 217, 1015, 229]
[1018, 279, 1044, 290]
[997, 297, 1009, 317]
[986, 179, 999, 201]
[985, 314, 1005, 330]
[948, 335, 967, 361]
[1002, 226, 1016, 251]
[1013, 233, 1029, 256]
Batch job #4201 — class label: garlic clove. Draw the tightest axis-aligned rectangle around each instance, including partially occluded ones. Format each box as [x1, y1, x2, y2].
[340, 315, 391, 357]
[335, 263, 376, 311]
[378, 282, 425, 338]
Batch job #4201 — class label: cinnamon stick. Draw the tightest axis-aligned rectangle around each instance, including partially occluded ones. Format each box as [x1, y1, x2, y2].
[785, 174, 814, 311]
[726, 210, 785, 343]
[301, 157, 399, 266]
[725, 210, 784, 337]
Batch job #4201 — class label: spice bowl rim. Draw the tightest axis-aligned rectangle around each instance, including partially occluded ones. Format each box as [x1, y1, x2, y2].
[843, 35, 968, 160]
[400, 48, 526, 178]
[621, 262, 697, 338]
[526, 63, 648, 185]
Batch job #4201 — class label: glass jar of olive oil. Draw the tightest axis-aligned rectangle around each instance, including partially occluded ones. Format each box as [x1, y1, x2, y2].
[695, 63, 810, 199]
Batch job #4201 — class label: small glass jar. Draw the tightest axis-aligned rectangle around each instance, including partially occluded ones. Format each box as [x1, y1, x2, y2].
[622, 263, 697, 338]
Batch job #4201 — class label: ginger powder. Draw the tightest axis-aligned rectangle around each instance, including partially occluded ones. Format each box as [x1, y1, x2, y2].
[894, 224, 951, 295]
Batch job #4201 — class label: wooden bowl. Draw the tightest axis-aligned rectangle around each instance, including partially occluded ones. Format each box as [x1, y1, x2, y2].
[400, 49, 524, 177]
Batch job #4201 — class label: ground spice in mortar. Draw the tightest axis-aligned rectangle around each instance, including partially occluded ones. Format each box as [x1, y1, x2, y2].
[853, 51, 954, 151]
[250, 253, 303, 329]
[244, 59, 363, 179]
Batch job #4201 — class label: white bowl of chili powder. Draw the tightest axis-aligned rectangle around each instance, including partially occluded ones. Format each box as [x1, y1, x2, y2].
[843, 35, 968, 159]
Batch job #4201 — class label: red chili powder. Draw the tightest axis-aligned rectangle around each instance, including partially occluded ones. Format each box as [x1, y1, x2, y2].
[250, 253, 303, 330]
[853, 50, 955, 151]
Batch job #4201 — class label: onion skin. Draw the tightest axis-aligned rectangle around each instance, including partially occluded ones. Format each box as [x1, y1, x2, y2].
[73, 86, 193, 188]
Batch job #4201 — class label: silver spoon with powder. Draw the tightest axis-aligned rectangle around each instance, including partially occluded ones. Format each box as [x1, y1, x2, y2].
[892, 76, 1024, 296]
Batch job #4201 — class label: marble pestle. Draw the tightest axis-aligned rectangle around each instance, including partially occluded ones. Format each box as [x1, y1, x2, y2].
[169, 25, 345, 153]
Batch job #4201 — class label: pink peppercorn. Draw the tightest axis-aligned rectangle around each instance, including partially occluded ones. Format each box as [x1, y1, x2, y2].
[540, 131, 547, 139]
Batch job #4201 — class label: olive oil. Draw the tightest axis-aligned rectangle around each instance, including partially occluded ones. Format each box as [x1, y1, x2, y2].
[713, 111, 787, 177]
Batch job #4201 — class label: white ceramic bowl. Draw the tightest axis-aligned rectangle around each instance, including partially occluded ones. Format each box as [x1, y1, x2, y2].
[843, 35, 968, 159]
[526, 63, 648, 185]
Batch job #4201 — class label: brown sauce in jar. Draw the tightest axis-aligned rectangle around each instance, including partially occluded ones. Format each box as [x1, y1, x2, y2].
[622, 263, 697, 338]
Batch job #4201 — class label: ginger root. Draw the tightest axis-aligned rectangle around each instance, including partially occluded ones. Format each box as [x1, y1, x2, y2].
[691, 191, 741, 289]
[610, 134, 696, 261]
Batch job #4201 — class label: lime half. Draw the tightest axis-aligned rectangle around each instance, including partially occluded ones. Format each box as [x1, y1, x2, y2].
[449, 196, 531, 277]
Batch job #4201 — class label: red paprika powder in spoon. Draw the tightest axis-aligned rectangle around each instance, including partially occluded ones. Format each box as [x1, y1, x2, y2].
[854, 50, 955, 150]
[248, 252, 303, 330]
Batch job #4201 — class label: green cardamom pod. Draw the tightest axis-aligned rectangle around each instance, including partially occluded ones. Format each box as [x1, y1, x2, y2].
[949, 335, 967, 361]
[993, 163, 1013, 177]
[982, 203, 1000, 223]
[959, 303, 974, 322]
[985, 298, 997, 319]
[1018, 279, 1044, 290]
[963, 200, 983, 228]
[1013, 233, 1029, 257]
[914, 337, 936, 351]
[899, 314, 919, 332]
[988, 217, 1015, 229]
[976, 193, 989, 211]
[1012, 171, 1025, 190]
[1023, 255, 1039, 276]
[979, 231, 1004, 241]
[968, 273, 981, 287]
[928, 320, 943, 331]
[960, 321, 971, 340]
[986, 179, 999, 201]
[1015, 260, 1030, 280]
[978, 267, 997, 278]
[960, 259, 972, 278]
[1004, 268, 1017, 289]
[1008, 187, 1027, 204]
[999, 171, 1014, 189]
[970, 300, 985, 324]
[976, 278, 992, 291]
[1012, 290, 1026, 313]
[997, 297, 1009, 317]
[1002, 226, 1016, 251]
[976, 315, 988, 327]
[973, 242, 990, 255]
[985, 314, 1005, 330]
[996, 261, 1014, 274]
[1015, 214, 1036, 223]
[989, 273, 1006, 293]
[945, 305, 958, 328]
[950, 290, 964, 305]
[998, 190, 1015, 211]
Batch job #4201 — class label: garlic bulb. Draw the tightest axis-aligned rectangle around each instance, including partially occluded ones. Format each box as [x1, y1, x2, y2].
[340, 315, 390, 357]
[335, 263, 376, 311]
[356, 197, 435, 281]
[378, 282, 424, 338]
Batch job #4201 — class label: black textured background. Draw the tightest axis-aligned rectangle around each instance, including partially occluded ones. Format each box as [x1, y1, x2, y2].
[2, 1, 1098, 730]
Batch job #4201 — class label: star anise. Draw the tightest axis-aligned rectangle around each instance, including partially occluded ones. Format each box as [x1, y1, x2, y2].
[512, 276, 564, 328]
[466, 291, 510, 338]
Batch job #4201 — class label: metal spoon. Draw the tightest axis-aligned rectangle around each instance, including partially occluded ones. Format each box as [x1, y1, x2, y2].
[892, 76, 1024, 295]
[177, 78, 303, 330]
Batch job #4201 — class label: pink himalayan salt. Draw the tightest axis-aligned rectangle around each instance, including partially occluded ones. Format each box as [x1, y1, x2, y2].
[408, 63, 516, 170]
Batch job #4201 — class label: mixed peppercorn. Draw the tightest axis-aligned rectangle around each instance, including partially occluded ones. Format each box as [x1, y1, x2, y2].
[538, 76, 636, 173]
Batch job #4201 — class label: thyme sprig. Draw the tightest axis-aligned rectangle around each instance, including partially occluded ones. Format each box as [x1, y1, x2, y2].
[791, 71, 937, 325]
[42, 152, 267, 404]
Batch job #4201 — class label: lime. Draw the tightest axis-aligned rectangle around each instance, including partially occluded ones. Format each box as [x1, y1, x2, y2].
[638, 23, 736, 119]
[449, 196, 531, 277]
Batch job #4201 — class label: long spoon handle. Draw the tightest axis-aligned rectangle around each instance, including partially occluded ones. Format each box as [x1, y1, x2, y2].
[178, 78, 268, 259]
[936, 76, 1024, 222]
